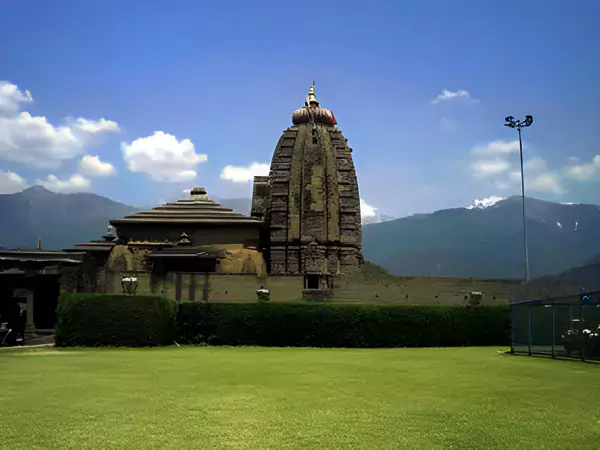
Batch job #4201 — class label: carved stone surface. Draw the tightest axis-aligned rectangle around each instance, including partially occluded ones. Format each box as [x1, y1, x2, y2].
[252, 89, 363, 275]
[251, 176, 270, 220]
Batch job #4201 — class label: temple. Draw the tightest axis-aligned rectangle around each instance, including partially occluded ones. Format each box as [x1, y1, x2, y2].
[252, 82, 363, 290]
[0, 83, 522, 338]
[1, 83, 373, 334]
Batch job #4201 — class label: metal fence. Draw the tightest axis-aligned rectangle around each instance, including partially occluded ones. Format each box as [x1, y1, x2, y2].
[511, 291, 600, 362]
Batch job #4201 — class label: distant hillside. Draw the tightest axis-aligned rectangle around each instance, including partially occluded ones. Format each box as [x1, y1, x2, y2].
[0, 186, 138, 250]
[363, 196, 600, 279]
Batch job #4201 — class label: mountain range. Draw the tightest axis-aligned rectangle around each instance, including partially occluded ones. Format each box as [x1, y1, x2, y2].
[1, 186, 599, 280]
[363, 196, 600, 279]
[0, 186, 139, 250]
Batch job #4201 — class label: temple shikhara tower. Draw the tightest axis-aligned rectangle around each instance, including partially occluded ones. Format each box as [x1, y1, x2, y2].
[252, 82, 363, 288]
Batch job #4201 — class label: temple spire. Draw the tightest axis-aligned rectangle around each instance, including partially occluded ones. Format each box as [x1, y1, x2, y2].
[305, 81, 319, 107]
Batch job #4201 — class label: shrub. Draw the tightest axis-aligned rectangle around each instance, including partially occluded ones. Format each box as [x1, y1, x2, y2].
[55, 293, 177, 347]
[176, 303, 509, 348]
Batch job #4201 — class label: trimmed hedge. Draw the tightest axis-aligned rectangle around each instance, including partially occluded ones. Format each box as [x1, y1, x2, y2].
[177, 302, 510, 348]
[55, 293, 177, 347]
[56, 294, 509, 348]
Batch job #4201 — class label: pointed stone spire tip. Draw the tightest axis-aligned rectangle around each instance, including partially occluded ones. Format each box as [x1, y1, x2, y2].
[306, 81, 319, 106]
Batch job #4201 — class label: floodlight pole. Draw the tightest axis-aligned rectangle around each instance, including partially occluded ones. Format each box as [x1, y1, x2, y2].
[504, 115, 533, 282]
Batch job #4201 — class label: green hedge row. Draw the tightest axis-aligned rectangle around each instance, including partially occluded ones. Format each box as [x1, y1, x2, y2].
[55, 294, 509, 347]
[177, 302, 510, 348]
[55, 293, 177, 347]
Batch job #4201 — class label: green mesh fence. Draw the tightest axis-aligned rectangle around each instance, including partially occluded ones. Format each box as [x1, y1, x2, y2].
[511, 292, 600, 362]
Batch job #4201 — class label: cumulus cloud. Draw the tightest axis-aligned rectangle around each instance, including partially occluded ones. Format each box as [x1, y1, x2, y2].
[431, 89, 479, 104]
[122, 131, 207, 182]
[0, 113, 120, 169]
[220, 162, 270, 183]
[0, 81, 120, 169]
[35, 173, 91, 193]
[471, 140, 520, 156]
[564, 155, 600, 181]
[79, 154, 116, 177]
[470, 158, 511, 178]
[71, 117, 120, 134]
[0, 168, 27, 194]
[439, 117, 459, 133]
[470, 142, 565, 194]
[360, 199, 377, 218]
[528, 173, 564, 194]
[0, 81, 32, 116]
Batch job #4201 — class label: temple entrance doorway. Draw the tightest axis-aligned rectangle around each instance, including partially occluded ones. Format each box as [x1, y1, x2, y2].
[305, 274, 319, 290]
[0, 274, 61, 331]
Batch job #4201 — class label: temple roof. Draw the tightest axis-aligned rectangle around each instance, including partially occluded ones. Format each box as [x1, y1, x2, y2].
[110, 188, 264, 226]
[292, 82, 338, 126]
[63, 241, 115, 253]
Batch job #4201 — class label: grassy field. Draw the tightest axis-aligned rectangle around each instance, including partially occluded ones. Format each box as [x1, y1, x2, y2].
[1, 347, 599, 449]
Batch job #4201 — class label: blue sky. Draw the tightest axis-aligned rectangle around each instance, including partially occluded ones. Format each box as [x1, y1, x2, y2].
[1, 0, 599, 218]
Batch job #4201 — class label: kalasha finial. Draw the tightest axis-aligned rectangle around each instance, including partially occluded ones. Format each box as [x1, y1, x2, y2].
[305, 81, 319, 107]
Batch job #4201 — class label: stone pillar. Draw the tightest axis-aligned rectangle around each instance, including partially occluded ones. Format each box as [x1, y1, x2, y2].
[13, 288, 34, 332]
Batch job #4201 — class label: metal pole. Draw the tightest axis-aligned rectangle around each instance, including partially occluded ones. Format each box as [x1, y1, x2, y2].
[581, 303, 586, 362]
[510, 304, 515, 354]
[551, 306, 556, 358]
[528, 308, 532, 356]
[518, 127, 530, 282]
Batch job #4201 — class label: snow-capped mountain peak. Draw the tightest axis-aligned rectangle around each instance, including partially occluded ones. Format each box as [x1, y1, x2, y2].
[466, 196, 506, 210]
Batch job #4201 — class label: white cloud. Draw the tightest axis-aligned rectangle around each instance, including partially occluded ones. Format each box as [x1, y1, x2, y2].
[0, 81, 120, 169]
[35, 173, 91, 193]
[0, 168, 27, 194]
[72, 117, 120, 134]
[564, 155, 600, 181]
[220, 162, 270, 183]
[0, 112, 120, 169]
[79, 154, 116, 177]
[471, 140, 520, 156]
[470, 141, 565, 194]
[528, 173, 564, 194]
[505, 161, 564, 194]
[122, 131, 207, 182]
[360, 199, 377, 218]
[431, 89, 479, 104]
[524, 156, 547, 172]
[567, 156, 580, 163]
[470, 158, 511, 177]
[466, 195, 505, 210]
[440, 117, 459, 132]
[0, 81, 32, 116]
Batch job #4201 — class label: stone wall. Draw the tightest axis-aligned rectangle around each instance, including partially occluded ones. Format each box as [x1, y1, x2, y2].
[99, 270, 515, 305]
[332, 274, 516, 305]
[101, 271, 304, 302]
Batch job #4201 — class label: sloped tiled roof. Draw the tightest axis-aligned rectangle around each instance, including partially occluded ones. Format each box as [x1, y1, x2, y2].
[110, 188, 264, 226]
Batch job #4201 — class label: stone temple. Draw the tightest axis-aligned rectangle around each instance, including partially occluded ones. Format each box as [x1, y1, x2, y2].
[0, 82, 365, 325]
[0, 83, 521, 335]
[252, 82, 363, 288]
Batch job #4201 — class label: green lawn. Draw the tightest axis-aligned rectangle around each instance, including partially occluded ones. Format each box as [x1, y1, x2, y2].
[1, 347, 599, 449]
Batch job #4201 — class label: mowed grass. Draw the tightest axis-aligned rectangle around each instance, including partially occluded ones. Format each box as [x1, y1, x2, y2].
[1, 347, 599, 449]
